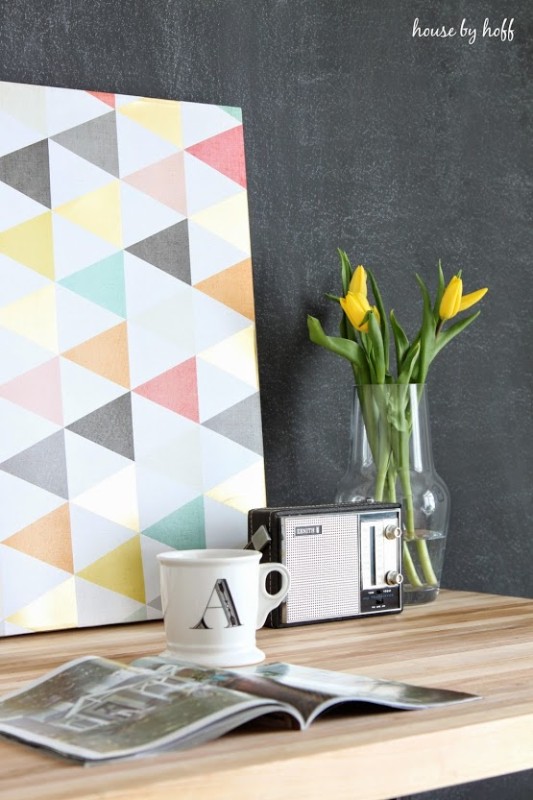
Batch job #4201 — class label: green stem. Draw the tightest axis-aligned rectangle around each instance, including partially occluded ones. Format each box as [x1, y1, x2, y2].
[402, 541, 424, 588]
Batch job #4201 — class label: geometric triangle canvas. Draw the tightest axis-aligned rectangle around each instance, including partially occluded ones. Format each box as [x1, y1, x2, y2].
[0, 80, 265, 637]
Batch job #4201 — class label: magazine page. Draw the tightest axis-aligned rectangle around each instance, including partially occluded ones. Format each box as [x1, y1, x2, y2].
[244, 663, 480, 725]
[0, 657, 302, 762]
[135, 656, 479, 728]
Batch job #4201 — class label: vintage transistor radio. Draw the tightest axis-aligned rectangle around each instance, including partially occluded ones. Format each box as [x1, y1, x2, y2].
[248, 502, 403, 627]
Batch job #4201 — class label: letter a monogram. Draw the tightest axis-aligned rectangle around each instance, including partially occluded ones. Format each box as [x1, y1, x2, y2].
[192, 579, 242, 629]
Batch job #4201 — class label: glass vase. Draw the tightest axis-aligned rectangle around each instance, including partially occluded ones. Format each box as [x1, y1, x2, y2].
[335, 384, 450, 604]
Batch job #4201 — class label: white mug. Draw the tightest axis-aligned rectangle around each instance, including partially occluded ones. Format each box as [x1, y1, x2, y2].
[157, 549, 291, 667]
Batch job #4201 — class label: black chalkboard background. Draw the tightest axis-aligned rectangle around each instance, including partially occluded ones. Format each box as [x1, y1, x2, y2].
[0, 2, 531, 796]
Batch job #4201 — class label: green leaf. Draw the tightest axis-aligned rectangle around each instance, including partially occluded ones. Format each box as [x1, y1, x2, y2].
[433, 311, 481, 357]
[307, 315, 370, 379]
[432, 260, 446, 324]
[390, 310, 410, 372]
[366, 268, 390, 373]
[367, 311, 386, 383]
[325, 292, 341, 303]
[337, 249, 353, 296]
[397, 341, 421, 384]
[414, 274, 436, 384]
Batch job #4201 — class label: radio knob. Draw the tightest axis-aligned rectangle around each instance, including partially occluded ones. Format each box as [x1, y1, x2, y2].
[385, 570, 404, 586]
[384, 525, 402, 540]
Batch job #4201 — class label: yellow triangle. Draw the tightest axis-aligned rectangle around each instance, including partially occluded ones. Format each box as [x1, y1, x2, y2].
[191, 193, 251, 254]
[7, 578, 77, 632]
[194, 259, 255, 321]
[198, 327, 259, 389]
[118, 97, 182, 147]
[0, 284, 58, 352]
[77, 536, 146, 604]
[0, 211, 55, 279]
[73, 465, 140, 532]
[206, 461, 266, 514]
[55, 181, 122, 247]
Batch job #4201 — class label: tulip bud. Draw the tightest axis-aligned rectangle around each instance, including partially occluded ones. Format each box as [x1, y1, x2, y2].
[348, 265, 367, 297]
[439, 275, 463, 320]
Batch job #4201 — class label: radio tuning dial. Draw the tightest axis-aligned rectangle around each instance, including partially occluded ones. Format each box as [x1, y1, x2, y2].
[385, 570, 404, 586]
[384, 525, 402, 540]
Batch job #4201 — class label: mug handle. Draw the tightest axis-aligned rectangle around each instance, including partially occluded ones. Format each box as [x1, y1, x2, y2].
[256, 563, 291, 628]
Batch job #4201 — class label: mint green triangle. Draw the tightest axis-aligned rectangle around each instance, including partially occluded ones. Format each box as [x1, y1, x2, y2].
[221, 106, 242, 122]
[143, 498, 205, 549]
[59, 252, 126, 317]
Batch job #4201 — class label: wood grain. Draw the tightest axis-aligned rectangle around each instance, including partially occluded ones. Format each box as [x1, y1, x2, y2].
[1, 590, 532, 800]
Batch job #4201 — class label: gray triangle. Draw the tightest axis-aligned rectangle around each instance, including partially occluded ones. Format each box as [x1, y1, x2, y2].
[51, 111, 119, 177]
[66, 393, 134, 460]
[202, 394, 264, 455]
[0, 430, 68, 498]
[126, 220, 191, 284]
[0, 139, 51, 207]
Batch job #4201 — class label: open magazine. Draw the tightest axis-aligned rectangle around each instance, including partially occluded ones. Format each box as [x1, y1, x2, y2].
[0, 655, 479, 763]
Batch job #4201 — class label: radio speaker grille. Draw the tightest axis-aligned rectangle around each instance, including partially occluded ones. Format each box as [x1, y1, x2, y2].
[281, 512, 360, 624]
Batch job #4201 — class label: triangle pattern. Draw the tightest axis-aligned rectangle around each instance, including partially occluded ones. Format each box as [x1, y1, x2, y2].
[51, 214, 118, 280]
[196, 357, 256, 424]
[203, 393, 263, 455]
[59, 358, 127, 427]
[0, 397, 60, 464]
[194, 258, 255, 320]
[45, 85, 111, 137]
[54, 180, 122, 247]
[0, 211, 55, 279]
[51, 111, 119, 177]
[59, 252, 126, 318]
[115, 112, 177, 177]
[75, 576, 145, 627]
[118, 97, 182, 148]
[123, 152, 187, 214]
[0, 430, 69, 499]
[3, 504, 73, 572]
[70, 505, 142, 572]
[0, 544, 71, 617]
[186, 125, 247, 188]
[143, 496, 205, 549]
[183, 151, 243, 215]
[48, 140, 116, 207]
[0, 357, 63, 425]
[6, 577, 77, 632]
[0, 82, 48, 136]
[134, 358, 199, 421]
[0, 138, 51, 206]
[62, 321, 130, 388]
[76, 535, 145, 603]
[191, 193, 251, 255]
[64, 429, 133, 498]
[126, 220, 190, 284]
[0, 82, 265, 637]
[0, 183, 49, 233]
[87, 91, 116, 108]
[0, 471, 65, 542]
[67, 392, 135, 460]
[72, 464, 140, 532]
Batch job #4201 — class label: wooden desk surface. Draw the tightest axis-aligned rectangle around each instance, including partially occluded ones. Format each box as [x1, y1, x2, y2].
[0, 590, 532, 800]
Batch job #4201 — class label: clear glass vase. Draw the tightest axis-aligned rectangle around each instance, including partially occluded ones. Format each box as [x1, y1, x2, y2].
[335, 384, 450, 604]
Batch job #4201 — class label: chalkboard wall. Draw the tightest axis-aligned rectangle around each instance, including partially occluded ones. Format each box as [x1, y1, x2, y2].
[0, 1, 531, 795]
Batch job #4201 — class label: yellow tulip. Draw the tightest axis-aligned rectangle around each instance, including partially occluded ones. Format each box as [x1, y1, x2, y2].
[340, 291, 379, 332]
[439, 274, 488, 321]
[348, 265, 367, 297]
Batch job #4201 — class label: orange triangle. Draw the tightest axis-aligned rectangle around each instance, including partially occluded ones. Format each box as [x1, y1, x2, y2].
[4, 505, 73, 572]
[194, 259, 255, 320]
[87, 91, 116, 108]
[63, 322, 130, 388]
